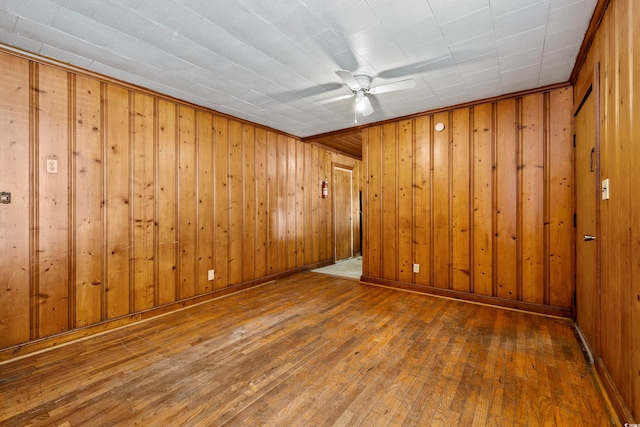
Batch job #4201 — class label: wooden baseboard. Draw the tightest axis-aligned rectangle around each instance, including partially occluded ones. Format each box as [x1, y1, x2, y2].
[595, 357, 635, 425]
[360, 276, 573, 318]
[0, 266, 322, 364]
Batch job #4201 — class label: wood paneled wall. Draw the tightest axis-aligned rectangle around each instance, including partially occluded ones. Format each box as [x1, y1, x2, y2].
[0, 48, 361, 352]
[574, 0, 640, 421]
[362, 87, 574, 317]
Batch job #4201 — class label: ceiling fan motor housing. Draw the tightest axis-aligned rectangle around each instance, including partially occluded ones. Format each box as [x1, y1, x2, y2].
[353, 74, 373, 91]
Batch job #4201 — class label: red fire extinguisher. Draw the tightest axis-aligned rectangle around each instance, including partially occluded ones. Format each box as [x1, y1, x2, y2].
[321, 180, 328, 198]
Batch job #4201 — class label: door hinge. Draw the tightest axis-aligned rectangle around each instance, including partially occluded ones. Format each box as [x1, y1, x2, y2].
[573, 134, 576, 147]
[573, 213, 577, 227]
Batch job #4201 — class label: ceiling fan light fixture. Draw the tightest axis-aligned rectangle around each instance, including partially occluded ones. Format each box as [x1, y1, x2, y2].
[355, 91, 365, 111]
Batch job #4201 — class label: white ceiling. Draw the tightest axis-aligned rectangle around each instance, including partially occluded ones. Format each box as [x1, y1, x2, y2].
[0, 0, 596, 138]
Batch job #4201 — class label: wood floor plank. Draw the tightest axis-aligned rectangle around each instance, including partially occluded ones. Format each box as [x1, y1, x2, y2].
[0, 272, 615, 426]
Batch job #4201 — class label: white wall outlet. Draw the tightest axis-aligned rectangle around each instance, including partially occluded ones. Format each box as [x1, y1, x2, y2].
[413, 263, 420, 273]
[46, 158, 58, 174]
[208, 269, 215, 281]
[602, 178, 610, 200]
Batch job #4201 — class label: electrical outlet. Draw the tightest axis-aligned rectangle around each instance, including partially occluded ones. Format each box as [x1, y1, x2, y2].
[208, 269, 215, 281]
[413, 263, 420, 273]
[46, 158, 58, 174]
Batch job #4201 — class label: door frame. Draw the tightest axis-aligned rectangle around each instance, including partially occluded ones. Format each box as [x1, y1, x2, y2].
[572, 62, 601, 358]
[332, 163, 354, 261]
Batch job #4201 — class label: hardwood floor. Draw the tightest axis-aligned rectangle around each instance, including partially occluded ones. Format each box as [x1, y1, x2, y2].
[0, 272, 614, 426]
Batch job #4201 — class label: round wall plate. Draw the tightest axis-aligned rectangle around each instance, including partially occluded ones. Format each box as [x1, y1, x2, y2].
[435, 122, 445, 132]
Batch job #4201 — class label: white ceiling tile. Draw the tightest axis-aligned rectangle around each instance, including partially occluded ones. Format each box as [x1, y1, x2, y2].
[0, 27, 44, 53]
[274, 6, 327, 42]
[428, 0, 489, 24]
[462, 66, 501, 86]
[51, 9, 115, 48]
[400, 37, 451, 66]
[0, 9, 17, 31]
[539, 61, 572, 83]
[500, 63, 540, 85]
[457, 52, 499, 76]
[468, 79, 503, 99]
[499, 47, 543, 72]
[319, 1, 380, 37]
[50, 0, 103, 17]
[490, 0, 548, 17]
[546, 0, 595, 34]
[492, 1, 550, 40]
[40, 44, 94, 68]
[88, 3, 157, 40]
[440, 7, 493, 45]
[495, 26, 546, 57]
[234, 0, 302, 22]
[369, 0, 433, 33]
[544, 28, 585, 52]
[391, 15, 442, 52]
[1, 0, 60, 26]
[450, 32, 496, 63]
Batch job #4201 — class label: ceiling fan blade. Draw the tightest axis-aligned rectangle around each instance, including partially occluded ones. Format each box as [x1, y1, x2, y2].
[335, 70, 361, 91]
[315, 93, 354, 105]
[361, 96, 374, 116]
[368, 78, 416, 95]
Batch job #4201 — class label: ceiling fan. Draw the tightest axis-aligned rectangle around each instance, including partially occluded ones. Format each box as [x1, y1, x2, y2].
[317, 70, 416, 120]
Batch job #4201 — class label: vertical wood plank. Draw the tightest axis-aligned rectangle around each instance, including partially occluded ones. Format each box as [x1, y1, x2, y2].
[495, 99, 518, 300]
[213, 116, 229, 289]
[178, 106, 196, 299]
[452, 108, 471, 293]
[432, 112, 450, 289]
[520, 93, 545, 304]
[303, 143, 314, 265]
[228, 120, 243, 285]
[366, 126, 382, 278]
[197, 112, 214, 294]
[603, 0, 632, 401]
[157, 100, 177, 304]
[105, 84, 130, 318]
[242, 124, 256, 282]
[398, 120, 413, 283]
[322, 150, 332, 261]
[286, 137, 297, 269]
[74, 75, 103, 327]
[630, 0, 640, 416]
[255, 128, 268, 279]
[472, 104, 494, 297]
[547, 88, 573, 308]
[276, 134, 288, 271]
[414, 116, 432, 286]
[0, 52, 31, 346]
[38, 65, 71, 336]
[296, 140, 305, 268]
[382, 123, 398, 280]
[132, 93, 156, 311]
[266, 131, 278, 275]
[311, 145, 322, 263]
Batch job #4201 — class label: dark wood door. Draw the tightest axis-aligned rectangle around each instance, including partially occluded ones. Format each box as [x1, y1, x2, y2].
[575, 89, 599, 355]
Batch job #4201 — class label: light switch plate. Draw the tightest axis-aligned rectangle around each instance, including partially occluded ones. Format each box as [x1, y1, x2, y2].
[208, 269, 215, 281]
[413, 263, 420, 273]
[602, 178, 610, 200]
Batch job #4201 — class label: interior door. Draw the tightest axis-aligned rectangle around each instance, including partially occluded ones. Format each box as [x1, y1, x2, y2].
[575, 89, 599, 355]
[334, 166, 353, 261]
